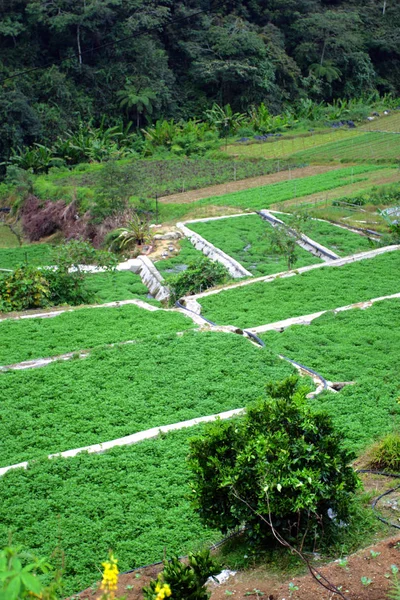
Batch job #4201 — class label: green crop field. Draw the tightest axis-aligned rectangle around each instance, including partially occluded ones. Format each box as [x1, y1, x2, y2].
[84, 270, 156, 304]
[0, 304, 194, 365]
[359, 112, 400, 132]
[277, 213, 375, 256]
[261, 298, 400, 452]
[195, 165, 384, 212]
[188, 215, 321, 276]
[0, 427, 219, 595]
[293, 132, 400, 163]
[225, 129, 357, 159]
[200, 249, 400, 328]
[0, 331, 294, 466]
[0, 243, 53, 269]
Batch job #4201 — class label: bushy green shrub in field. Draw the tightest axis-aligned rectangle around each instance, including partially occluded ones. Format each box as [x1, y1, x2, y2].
[143, 550, 220, 600]
[0, 266, 50, 312]
[189, 376, 359, 543]
[370, 434, 400, 472]
[168, 257, 229, 305]
[0, 240, 117, 312]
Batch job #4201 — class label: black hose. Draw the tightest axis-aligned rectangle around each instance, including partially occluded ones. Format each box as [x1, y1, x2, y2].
[243, 330, 266, 347]
[175, 300, 217, 326]
[280, 355, 328, 389]
[356, 469, 400, 530]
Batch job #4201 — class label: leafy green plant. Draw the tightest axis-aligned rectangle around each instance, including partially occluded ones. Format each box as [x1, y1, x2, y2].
[113, 214, 153, 251]
[188, 376, 359, 543]
[0, 545, 61, 600]
[168, 257, 229, 305]
[370, 433, 400, 472]
[204, 104, 246, 136]
[0, 265, 50, 312]
[143, 550, 220, 600]
[360, 576, 372, 586]
[388, 565, 400, 600]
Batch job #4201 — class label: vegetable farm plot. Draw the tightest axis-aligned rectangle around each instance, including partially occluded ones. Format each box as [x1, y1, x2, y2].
[0, 427, 220, 595]
[155, 238, 204, 279]
[0, 331, 294, 467]
[260, 298, 400, 453]
[84, 270, 156, 304]
[225, 129, 357, 159]
[199, 249, 400, 328]
[194, 165, 384, 212]
[0, 243, 53, 269]
[277, 213, 375, 256]
[0, 304, 194, 365]
[293, 132, 400, 163]
[188, 215, 321, 276]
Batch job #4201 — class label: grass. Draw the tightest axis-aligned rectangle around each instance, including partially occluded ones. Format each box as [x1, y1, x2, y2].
[0, 243, 53, 269]
[155, 238, 204, 279]
[200, 249, 400, 328]
[0, 331, 294, 466]
[293, 132, 400, 164]
[0, 427, 220, 595]
[225, 129, 357, 159]
[277, 213, 375, 256]
[188, 215, 321, 276]
[0, 224, 20, 248]
[0, 304, 194, 365]
[260, 298, 400, 452]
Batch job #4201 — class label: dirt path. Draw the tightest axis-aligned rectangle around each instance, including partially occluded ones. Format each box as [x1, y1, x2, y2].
[159, 165, 341, 204]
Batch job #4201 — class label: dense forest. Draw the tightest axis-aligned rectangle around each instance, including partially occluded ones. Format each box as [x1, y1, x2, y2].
[1, 0, 399, 164]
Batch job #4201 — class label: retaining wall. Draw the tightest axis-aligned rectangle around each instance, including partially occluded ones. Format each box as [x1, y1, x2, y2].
[177, 222, 253, 278]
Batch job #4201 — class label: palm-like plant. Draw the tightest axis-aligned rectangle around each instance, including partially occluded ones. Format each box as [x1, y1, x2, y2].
[309, 61, 342, 84]
[116, 85, 157, 129]
[114, 214, 153, 251]
[204, 103, 246, 136]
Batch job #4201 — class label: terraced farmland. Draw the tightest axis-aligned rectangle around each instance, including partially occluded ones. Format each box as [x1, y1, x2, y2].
[261, 298, 400, 451]
[188, 215, 321, 276]
[200, 249, 400, 328]
[0, 428, 219, 595]
[293, 132, 400, 163]
[277, 213, 375, 256]
[0, 331, 293, 466]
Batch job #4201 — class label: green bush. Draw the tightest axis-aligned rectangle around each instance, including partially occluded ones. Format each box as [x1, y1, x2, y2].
[168, 257, 229, 305]
[370, 433, 400, 472]
[188, 377, 360, 543]
[143, 550, 220, 600]
[0, 266, 50, 312]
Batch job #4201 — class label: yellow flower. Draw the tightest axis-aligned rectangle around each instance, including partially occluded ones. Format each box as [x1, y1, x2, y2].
[155, 583, 172, 600]
[99, 553, 119, 600]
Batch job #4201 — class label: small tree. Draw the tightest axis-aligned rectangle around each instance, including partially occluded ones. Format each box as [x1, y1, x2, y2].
[188, 377, 359, 543]
[266, 214, 308, 270]
[168, 257, 229, 306]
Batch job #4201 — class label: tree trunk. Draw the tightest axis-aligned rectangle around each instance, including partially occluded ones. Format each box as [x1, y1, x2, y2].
[77, 24, 82, 65]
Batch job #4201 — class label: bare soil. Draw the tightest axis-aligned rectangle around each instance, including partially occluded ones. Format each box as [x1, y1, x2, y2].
[159, 166, 341, 205]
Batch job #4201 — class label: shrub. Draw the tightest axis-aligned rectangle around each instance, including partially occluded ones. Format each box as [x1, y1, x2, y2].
[370, 433, 400, 472]
[188, 376, 360, 543]
[143, 550, 220, 600]
[0, 266, 50, 312]
[168, 257, 229, 305]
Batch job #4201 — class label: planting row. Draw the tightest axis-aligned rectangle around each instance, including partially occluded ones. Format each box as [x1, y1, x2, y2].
[196, 165, 384, 211]
[293, 132, 400, 163]
[200, 249, 400, 328]
[277, 213, 374, 257]
[0, 331, 294, 467]
[261, 298, 400, 452]
[188, 215, 321, 276]
[0, 427, 217, 595]
[0, 243, 53, 269]
[0, 304, 194, 365]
